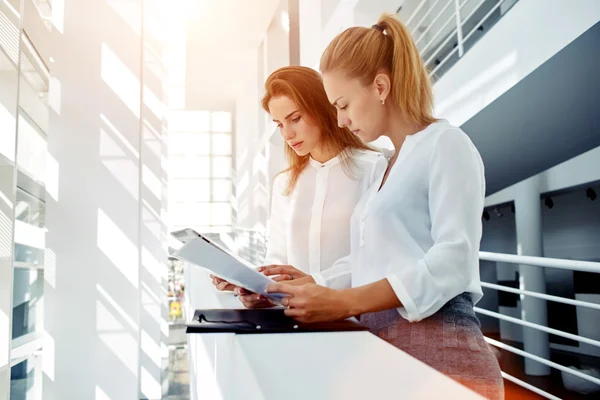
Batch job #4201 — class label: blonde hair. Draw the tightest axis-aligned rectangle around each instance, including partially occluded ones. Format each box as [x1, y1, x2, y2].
[320, 13, 435, 127]
[261, 66, 372, 195]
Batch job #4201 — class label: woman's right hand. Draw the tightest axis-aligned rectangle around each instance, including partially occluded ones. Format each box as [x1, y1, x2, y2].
[210, 274, 237, 292]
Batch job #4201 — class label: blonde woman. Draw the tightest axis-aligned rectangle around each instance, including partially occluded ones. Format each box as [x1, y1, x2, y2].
[266, 15, 503, 399]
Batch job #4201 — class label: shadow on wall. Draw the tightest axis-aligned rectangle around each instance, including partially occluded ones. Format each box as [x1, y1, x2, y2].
[44, 0, 167, 399]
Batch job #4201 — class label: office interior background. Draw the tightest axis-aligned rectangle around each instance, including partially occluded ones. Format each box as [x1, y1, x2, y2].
[0, 0, 599, 399]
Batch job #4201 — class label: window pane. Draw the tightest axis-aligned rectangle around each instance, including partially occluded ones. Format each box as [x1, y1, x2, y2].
[11, 353, 43, 400]
[211, 111, 231, 132]
[168, 157, 210, 178]
[211, 203, 231, 225]
[212, 179, 231, 202]
[168, 133, 209, 156]
[17, 113, 47, 184]
[12, 269, 43, 340]
[169, 179, 210, 202]
[206, 226, 233, 234]
[183, 226, 211, 235]
[14, 245, 44, 267]
[211, 157, 231, 178]
[211, 134, 231, 155]
[169, 203, 211, 226]
[169, 110, 210, 132]
[15, 189, 45, 228]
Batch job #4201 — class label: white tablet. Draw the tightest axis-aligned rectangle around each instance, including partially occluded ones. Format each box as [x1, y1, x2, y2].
[171, 229, 287, 305]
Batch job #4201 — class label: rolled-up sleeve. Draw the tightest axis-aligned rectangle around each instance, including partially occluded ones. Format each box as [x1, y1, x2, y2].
[312, 255, 352, 289]
[386, 130, 485, 322]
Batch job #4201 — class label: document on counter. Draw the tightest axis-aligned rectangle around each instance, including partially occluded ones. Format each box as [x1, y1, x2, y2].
[171, 228, 287, 305]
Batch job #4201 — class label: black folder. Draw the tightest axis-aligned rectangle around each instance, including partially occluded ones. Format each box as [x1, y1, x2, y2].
[186, 308, 368, 334]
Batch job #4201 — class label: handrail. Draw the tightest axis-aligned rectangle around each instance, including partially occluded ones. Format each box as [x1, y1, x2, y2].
[479, 251, 600, 273]
[413, 0, 454, 46]
[485, 337, 600, 387]
[474, 307, 600, 349]
[480, 282, 600, 311]
[477, 250, 600, 397]
[403, 0, 519, 79]
[430, 0, 505, 76]
[500, 372, 561, 400]
[410, 0, 447, 38]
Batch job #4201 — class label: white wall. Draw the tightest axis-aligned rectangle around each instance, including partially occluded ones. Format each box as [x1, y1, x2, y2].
[0, 72, 18, 163]
[43, 0, 167, 399]
[433, 0, 600, 127]
[140, 0, 169, 397]
[22, 0, 51, 66]
[486, 146, 600, 207]
[234, 4, 295, 233]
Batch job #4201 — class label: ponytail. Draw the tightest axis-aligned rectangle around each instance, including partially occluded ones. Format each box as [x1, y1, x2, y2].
[320, 13, 435, 126]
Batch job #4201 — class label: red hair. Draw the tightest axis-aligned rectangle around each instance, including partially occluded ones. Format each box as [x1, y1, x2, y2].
[261, 66, 371, 195]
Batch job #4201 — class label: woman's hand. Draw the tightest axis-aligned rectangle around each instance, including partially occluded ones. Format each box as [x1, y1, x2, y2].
[210, 274, 237, 292]
[266, 282, 356, 323]
[235, 287, 276, 309]
[258, 264, 308, 282]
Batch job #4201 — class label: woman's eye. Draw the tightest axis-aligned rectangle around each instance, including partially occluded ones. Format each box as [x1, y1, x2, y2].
[292, 116, 301, 123]
[340, 105, 347, 110]
[277, 123, 283, 129]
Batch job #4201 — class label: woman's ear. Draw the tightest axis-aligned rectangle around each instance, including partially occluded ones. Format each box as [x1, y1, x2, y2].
[373, 73, 391, 103]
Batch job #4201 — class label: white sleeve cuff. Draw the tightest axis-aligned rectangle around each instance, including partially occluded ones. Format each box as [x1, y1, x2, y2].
[312, 273, 328, 287]
[386, 274, 421, 322]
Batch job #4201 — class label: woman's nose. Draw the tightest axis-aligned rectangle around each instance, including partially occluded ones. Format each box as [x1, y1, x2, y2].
[337, 113, 348, 128]
[281, 126, 295, 140]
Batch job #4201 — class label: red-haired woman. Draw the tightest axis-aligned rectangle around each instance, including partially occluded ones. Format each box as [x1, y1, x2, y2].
[212, 66, 387, 308]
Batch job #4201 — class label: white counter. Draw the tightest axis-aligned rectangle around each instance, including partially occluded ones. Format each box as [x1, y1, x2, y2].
[184, 264, 484, 400]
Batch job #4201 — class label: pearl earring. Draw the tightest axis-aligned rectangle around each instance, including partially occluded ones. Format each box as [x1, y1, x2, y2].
[381, 99, 385, 105]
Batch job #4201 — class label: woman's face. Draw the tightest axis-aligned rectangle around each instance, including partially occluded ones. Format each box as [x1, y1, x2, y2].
[268, 95, 323, 157]
[323, 71, 387, 143]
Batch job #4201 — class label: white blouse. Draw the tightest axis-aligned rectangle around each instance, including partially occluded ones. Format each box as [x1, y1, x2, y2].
[313, 120, 486, 322]
[264, 149, 388, 275]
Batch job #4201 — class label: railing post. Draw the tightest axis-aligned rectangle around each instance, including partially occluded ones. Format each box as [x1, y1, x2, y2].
[454, 0, 464, 57]
[514, 176, 551, 376]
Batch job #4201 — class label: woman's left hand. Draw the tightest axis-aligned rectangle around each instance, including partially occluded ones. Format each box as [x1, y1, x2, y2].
[258, 264, 308, 281]
[266, 282, 354, 323]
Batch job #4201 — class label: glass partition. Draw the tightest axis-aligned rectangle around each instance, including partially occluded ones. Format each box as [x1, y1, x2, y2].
[0, 0, 50, 398]
[9, 18, 50, 400]
[0, 0, 21, 395]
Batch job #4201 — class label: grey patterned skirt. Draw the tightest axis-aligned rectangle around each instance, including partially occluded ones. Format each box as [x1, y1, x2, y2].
[360, 293, 504, 399]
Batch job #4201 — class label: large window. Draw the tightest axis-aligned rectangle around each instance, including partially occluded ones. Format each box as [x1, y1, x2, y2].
[0, 2, 50, 397]
[167, 110, 234, 234]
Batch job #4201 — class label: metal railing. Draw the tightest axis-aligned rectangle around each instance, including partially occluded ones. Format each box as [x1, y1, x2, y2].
[476, 251, 600, 398]
[403, 0, 519, 80]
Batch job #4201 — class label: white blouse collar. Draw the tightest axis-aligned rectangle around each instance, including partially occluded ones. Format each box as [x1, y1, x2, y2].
[308, 154, 342, 169]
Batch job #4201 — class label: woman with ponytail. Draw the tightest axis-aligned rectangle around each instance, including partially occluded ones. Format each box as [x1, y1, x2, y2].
[211, 66, 387, 308]
[266, 14, 503, 399]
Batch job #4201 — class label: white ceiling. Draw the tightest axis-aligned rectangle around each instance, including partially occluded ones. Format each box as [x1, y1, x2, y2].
[184, 0, 279, 108]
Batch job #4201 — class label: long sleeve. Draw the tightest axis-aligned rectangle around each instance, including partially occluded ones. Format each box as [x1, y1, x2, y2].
[312, 255, 352, 289]
[386, 129, 485, 322]
[264, 174, 289, 265]
[313, 154, 388, 289]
